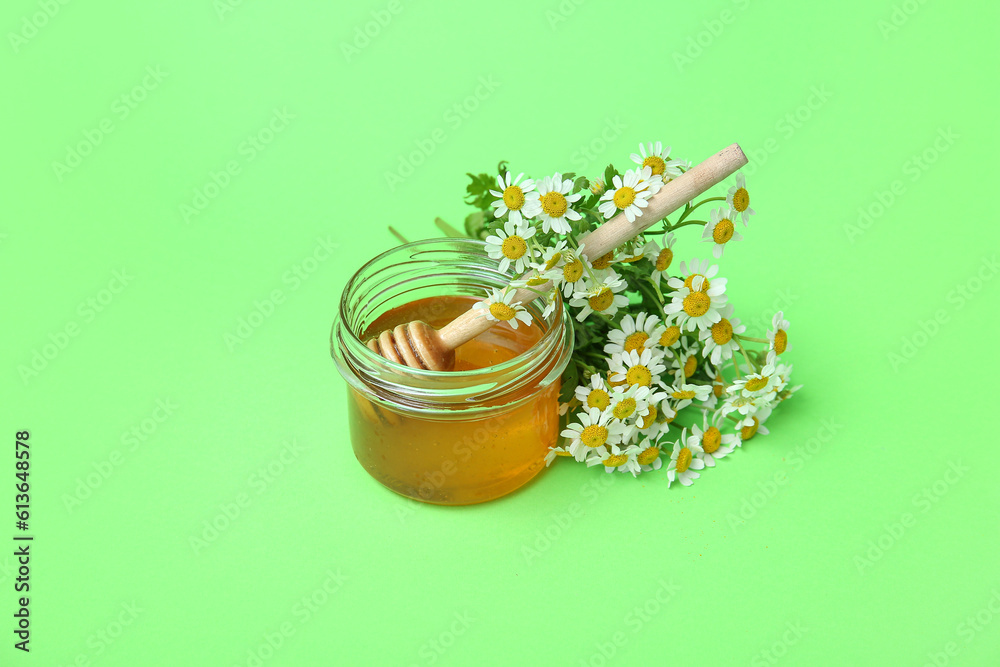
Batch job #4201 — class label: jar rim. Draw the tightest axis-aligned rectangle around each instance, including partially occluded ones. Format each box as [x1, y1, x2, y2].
[330, 238, 574, 410]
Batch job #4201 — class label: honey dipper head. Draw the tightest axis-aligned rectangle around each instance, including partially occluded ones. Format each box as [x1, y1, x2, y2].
[365, 320, 455, 371]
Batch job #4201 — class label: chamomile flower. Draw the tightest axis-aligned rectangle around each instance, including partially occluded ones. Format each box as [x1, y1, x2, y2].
[632, 388, 669, 436]
[575, 373, 612, 412]
[669, 338, 701, 381]
[666, 259, 727, 296]
[561, 407, 627, 462]
[608, 348, 668, 388]
[604, 312, 666, 357]
[587, 443, 641, 476]
[726, 173, 756, 226]
[643, 232, 676, 285]
[666, 431, 705, 488]
[772, 363, 802, 402]
[607, 384, 657, 436]
[636, 439, 664, 472]
[690, 412, 738, 466]
[544, 444, 573, 466]
[485, 219, 537, 274]
[663, 276, 728, 332]
[532, 240, 568, 274]
[637, 170, 665, 197]
[737, 405, 771, 442]
[541, 288, 561, 319]
[654, 319, 683, 355]
[535, 173, 583, 234]
[554, 249, 595, 298]
[471, 287, 532, 329]
[665, 382, 712, 411]
[489, 171, 541, 224]
[570, 271, 629, 321]
[598, 167, 656, 223]
[729, 362, 779, 399]
[616, 240, 648, 265]
[629, 141, 685, 182]
[766, 311, 791, 364]
[718, 392, 773, 423]
[702, 207, 743, 259]
[698, 303, 745, 366]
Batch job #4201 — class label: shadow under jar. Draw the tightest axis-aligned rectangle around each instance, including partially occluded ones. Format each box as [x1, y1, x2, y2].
[331, 238, 573, 505]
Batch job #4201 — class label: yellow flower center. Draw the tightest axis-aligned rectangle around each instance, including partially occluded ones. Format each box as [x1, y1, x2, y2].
[555, 449, 573, 457]
[544, 251, 563, 270]
[655, 248, 673, 273]
[540, 191, 568, 218]
[590, 179, 605, 195]
[501, 235, 527, 260]
[489, 302, 516, 321]
[637, 446, 660, 465]
[684, 355, 697, 377]
[612, 398, 637, 420]
[683, 291, 711, 317]
[621, 252, 645, 263]
[580, 424, 609, 448]
[675, 447, 692, 473]
[732, 187, 749, 212]
[591, 251, 614, 270]
[613, 186, 636, 209]
[587, 388, 610, 410]
[702, 426, 721, 454]
[589, 287, 614, 312]
[603, 453, 628, 468]
[642, 156, 666, 176]
[526, 276, 548, 286]
[711, 318, 733, 345]
[683, 273, 711, 291]
[672, 390, 696, 400]
[774, 329, 788, 355]
[502, 185, 525, 210]
[713, 217, 734, 244]
[741, 417, 759, 441]
[626, 365, 652, 387]
[623, 331, 650, 353]
[745, 375, 770, 392]
[563, 260, 583, 282]
[713, 375, 725, 398]
[659, 325, 680, 347]
[639, 406, 658, 429]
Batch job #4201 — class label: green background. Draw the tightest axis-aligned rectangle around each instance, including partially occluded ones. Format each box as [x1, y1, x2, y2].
[3, 0, 998, 664]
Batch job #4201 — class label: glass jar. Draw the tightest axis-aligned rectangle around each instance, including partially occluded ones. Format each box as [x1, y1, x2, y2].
[330, 238, 573, 505]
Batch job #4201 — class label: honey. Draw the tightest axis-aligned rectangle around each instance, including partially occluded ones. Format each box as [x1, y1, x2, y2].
[331, 238, 573, 506]
[349, 295, 560, 504]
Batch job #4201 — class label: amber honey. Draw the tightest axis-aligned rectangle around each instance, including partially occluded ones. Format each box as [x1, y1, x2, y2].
[331, 238, 573, 505]
[348, 295, 561, 505]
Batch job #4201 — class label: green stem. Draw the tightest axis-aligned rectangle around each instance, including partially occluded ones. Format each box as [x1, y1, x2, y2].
[735, 338, 757, 374]
[735, 334, 768, 344]
[668, 219, 709, 232]
[676, 197, 725, 224]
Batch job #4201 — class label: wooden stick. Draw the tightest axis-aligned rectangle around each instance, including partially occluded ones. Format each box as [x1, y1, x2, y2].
[435, 143, 748, 350]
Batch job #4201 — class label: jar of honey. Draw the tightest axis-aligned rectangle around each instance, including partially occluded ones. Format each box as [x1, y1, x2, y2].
[331, 238, 574, 505]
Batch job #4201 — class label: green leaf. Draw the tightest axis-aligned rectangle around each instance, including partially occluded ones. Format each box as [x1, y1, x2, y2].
[464, 211, 488, 239]
[559, 360, 579, 403]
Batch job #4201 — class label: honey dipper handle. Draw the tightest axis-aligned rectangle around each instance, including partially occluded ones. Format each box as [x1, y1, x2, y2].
[435, 143, 749, 351]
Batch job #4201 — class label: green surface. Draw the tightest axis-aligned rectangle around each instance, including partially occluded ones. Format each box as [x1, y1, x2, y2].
[2, 1, 998, 664]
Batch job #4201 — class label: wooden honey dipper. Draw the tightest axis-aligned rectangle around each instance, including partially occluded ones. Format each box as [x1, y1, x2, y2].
[368, 143, 748, 370]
